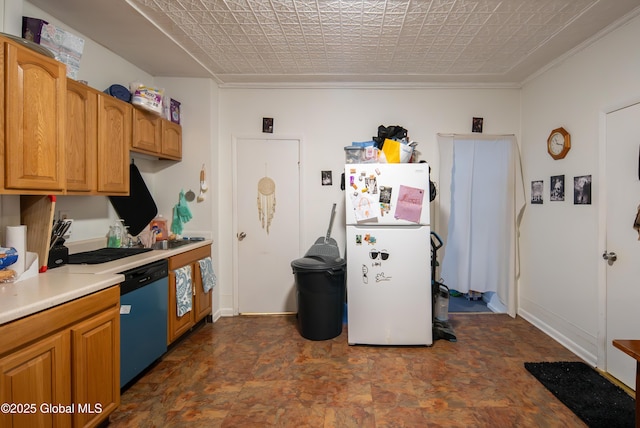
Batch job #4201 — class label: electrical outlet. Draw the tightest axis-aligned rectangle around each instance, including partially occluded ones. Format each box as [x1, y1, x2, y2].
[59, 210, 70, 220]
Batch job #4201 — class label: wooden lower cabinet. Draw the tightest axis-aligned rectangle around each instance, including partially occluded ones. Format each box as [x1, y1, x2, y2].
[71, 306, 120, 428]
[168, 245, 213, 344]
[0, 332, 71, 427]
[0, 287, 120, 428]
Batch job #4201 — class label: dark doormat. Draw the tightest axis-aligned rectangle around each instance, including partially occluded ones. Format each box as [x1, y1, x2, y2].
[524, 361, 635, 428]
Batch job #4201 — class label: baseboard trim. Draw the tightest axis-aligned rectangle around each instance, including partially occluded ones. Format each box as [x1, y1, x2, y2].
[519, 308, 597, 366]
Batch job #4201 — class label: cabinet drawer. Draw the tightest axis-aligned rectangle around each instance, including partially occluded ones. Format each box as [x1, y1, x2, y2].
[168, 245, 211, 270]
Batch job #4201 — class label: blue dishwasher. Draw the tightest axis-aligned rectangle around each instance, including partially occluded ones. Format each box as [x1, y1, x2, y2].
[119, 259, 168, 389]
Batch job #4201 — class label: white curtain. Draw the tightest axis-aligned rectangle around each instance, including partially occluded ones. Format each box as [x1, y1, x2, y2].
[437, 134, 525, 317]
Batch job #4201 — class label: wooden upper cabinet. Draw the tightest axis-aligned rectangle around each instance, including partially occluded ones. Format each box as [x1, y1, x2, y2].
[3, 40, 66, 193]
[67, 81, 130, 195]
[97, 94, 131, 194]
[161, 120, 182, 160]
[131, 106, 182, 160]
[132, 108, 161, 153]
[66, 79, 97, 193]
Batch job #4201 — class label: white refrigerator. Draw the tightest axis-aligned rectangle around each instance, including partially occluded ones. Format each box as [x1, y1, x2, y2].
[345, 163, 432, 345]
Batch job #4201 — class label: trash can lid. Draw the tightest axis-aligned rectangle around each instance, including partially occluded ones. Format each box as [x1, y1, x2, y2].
[291, 255, 346, 271]
[304, 242, 340, 258]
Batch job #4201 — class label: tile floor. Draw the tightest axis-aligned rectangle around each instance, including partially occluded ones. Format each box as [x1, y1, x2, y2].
[109, 314, 586, 427]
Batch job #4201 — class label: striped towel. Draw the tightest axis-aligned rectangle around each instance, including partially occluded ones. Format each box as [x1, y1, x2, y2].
[174, 265, 192, 317]
[199, 257, 216, 293]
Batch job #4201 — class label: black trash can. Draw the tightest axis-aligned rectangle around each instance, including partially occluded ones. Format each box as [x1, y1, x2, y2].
[291, 255, 346, 341]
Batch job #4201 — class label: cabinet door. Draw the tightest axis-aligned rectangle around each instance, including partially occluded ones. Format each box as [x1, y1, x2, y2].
[97, 94, 131, 194]
[132, 108, 161, 154]
[193, 262, 213, 322]
[167, 270, 194, 344]
[161, 120, 182, 160]
[0, 332, 71, 428]
[66, 80, 97, 193]
[70, 307, 120, 428]
[4, 42, 66, 192]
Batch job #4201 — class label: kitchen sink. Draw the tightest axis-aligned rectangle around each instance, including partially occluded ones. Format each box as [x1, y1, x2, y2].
[151, 239, 193, 250]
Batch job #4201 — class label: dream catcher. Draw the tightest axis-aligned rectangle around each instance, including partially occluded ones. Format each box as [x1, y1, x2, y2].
[257, 176, 276, 234]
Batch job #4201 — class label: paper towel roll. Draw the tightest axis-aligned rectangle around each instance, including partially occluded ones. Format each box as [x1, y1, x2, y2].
[6, 225, 27, 276]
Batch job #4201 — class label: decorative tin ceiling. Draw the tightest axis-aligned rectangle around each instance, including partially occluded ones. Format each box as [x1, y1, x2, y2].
[27, 0, 640, 84]
[126, 0, 639, 84]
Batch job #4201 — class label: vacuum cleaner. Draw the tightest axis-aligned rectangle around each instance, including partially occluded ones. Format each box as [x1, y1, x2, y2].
[431, 231, 457, 342]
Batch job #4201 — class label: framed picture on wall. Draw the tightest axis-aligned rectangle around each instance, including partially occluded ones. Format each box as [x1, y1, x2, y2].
[574, 175, 592, 205]
[531, 180, 543, 204]
[550, 175, 565, 201]
[472, 117, 483, 133]
[321, 170, 332, 186]
[262, 117, 273, 133]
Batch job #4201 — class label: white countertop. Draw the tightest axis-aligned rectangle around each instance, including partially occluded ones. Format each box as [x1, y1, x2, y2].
[0, 240, 212, 325]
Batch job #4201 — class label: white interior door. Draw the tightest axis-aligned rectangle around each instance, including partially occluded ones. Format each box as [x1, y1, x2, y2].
[234, 138, 300, 314]
[605, 102, 640, 389]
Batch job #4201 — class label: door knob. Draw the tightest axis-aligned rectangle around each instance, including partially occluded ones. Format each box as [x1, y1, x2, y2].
[237, 232, 246, 241]
[602, 251, 617, 263]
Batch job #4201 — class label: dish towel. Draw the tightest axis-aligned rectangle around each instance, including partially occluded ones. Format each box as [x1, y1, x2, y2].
[174, 265, 192, 317]
[198, 257, 216, 293]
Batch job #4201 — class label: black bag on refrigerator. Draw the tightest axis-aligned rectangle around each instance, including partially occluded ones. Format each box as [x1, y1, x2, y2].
[373, 125, 408, 148]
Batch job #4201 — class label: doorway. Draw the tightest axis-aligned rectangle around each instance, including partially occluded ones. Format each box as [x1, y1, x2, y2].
[604, 102, 640, 389]
[437, 134, 525, 317]
[233, 137, 301, 314]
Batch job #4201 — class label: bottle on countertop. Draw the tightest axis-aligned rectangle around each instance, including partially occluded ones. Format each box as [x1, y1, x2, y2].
[107, 225, 121, 248]
[150, 215, 169, 241]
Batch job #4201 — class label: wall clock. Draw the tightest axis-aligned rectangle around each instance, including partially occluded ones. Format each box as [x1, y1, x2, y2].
[547, 127, 571, 160]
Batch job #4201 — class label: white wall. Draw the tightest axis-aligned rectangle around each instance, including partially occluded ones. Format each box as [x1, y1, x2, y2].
[216, 86, 521, 313]
[520, 11, 640, 365]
